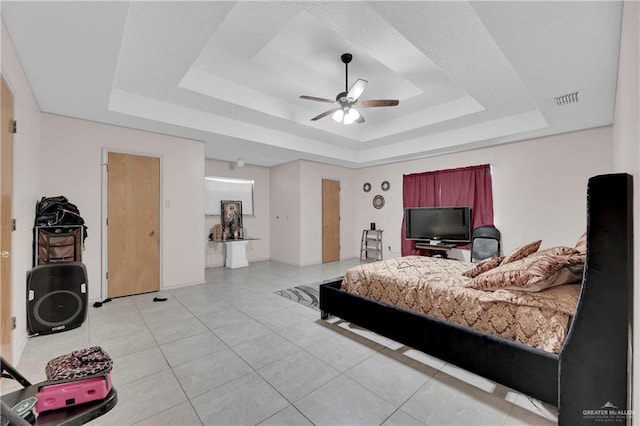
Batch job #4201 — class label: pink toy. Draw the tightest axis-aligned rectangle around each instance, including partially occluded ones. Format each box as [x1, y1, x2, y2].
[36, 374, 112, 413]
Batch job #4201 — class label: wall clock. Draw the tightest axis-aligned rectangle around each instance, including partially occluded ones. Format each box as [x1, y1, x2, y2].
[381, 181, 390, 191]
[363, 182, 371, 193]
[373, 195, 385, 209]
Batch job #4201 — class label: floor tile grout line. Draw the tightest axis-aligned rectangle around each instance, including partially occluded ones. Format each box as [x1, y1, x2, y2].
[270, 297, 537, 425]
[22, 259, 551, 426]
[191, 274, 355, 424]
[129, 292, 207, 426]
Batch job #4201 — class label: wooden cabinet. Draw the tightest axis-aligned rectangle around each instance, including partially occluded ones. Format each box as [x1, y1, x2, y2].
[360, 230, 383, 262]
[415, 242, 455, 258]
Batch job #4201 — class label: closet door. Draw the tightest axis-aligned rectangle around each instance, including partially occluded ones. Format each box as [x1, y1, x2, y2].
[1, 77, 14, 362]
[322, 179, 340, 263]
[107, 152, 160, 297]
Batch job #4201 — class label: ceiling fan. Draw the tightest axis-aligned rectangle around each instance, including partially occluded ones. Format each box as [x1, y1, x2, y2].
[300, 53, 399, 124]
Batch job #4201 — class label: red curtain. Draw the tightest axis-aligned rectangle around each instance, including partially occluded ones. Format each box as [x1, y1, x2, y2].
[401, 164, 494, 255]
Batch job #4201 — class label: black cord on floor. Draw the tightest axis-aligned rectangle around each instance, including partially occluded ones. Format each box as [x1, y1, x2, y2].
[92, 298, 112, 308]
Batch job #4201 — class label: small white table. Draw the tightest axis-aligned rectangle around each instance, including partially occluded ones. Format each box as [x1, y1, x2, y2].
[223, 238, 258, 269]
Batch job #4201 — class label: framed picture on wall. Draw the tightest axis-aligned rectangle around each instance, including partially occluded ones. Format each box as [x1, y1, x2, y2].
[221, 200, 243, 240]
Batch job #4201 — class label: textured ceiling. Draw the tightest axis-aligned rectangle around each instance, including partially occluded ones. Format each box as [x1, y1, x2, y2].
[1, 1, 623, 167]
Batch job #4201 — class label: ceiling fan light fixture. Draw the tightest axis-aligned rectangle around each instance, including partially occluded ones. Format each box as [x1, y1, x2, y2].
[300, 53, 397, 124]
[343, 108, 360, 125]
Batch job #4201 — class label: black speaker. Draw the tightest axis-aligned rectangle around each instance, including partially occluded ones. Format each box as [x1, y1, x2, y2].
[27, 262, 87, 335]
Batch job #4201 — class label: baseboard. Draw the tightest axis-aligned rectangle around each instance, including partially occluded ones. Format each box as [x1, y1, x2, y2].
[163, 280, 206, 290]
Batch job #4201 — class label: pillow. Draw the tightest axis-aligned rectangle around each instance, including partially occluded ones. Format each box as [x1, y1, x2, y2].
[575, 232, 587, 254]
[462, 256, 504, 278]
[530, 246, 579, 258]
[467, 252, 585, 292]
[500, 240, 542, 265]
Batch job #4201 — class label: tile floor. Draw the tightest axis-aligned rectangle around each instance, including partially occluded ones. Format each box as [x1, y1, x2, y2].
[3, 259, 558, 425]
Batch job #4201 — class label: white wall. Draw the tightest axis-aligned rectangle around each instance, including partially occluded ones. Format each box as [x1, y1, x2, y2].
[4, 17, 206, 363]
[272, 127, 611, 267]
[352, 127, 614, 261]
[2, 21, 43, 363]
[612, 0, 639, 414]
[40, 114, 205, 298]
[204, 159, 270, 267]
[270, 161, 301, 265]
[351, 172, 404, 259]
[299, 160, 356, 266]
[268, 160, 358, 266]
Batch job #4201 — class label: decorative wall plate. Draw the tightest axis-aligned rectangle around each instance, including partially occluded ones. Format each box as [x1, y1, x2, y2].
[363, 182, 371, 192]
[381, 181, 390, 191]
[373, 195, 385, 209]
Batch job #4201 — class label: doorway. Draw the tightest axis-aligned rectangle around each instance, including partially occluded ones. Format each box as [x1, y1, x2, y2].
[107, 152, 160, 297]
[1, 78, 14, 362]
[322, 179, 340, 263]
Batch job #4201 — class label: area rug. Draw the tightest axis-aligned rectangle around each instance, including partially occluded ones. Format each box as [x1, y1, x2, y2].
[275, 277, 342, 311]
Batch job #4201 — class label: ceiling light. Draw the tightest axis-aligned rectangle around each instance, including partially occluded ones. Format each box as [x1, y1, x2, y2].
[333, 109, 345, 122]
[343, 108, 360, 125]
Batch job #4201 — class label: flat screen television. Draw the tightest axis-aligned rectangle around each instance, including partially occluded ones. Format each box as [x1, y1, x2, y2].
[404, 206, 471, 244]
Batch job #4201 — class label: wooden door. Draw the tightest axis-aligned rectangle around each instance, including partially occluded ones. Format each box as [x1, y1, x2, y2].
[322, 179, 340, 263]
[1, 78, 14, 362]
[107, 152, 160, 297]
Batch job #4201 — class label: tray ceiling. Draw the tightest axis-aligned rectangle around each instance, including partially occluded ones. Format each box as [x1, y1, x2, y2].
[1, 1, 623, 167]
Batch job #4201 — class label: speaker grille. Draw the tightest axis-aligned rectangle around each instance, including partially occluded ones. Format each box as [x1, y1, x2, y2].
[27, 262, 87, 335]
[33, 290, 83, 327]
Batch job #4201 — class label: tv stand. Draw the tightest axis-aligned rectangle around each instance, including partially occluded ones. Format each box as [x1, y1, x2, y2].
[415, 242, 455, 258]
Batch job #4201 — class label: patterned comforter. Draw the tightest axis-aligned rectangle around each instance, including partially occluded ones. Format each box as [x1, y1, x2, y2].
[341, 256, 580, 353]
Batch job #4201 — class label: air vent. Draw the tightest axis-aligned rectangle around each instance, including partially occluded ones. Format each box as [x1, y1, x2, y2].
[554, 91, 579, 106]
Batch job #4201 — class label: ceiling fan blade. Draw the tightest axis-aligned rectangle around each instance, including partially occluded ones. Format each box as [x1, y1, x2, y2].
[347, 79, 368, 102]
[300, 95, 335, 103]
[360, 99, 399, 107]
[311, 108, 340, 121]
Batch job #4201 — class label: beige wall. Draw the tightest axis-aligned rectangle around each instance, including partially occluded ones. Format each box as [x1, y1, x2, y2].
[204, 159, 270, 267]
[269, 161, 301, 265]
[270, 126, 612, 266]
[612, 0, 639, 414]
[353, 126, 614, 262]
[3, 18, 206, 363]
[40, 114, 206, 298]
[267, 159, 358, 267]
[299, 160, 356, 266]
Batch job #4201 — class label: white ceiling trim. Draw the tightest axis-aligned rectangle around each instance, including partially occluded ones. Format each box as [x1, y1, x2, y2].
[357, 109, 549, 164]
[1, 1, 623, 168]
[108, 89, 360, 161]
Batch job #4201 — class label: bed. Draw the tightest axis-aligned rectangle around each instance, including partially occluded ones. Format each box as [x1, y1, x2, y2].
[319, 173, 632, 425]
